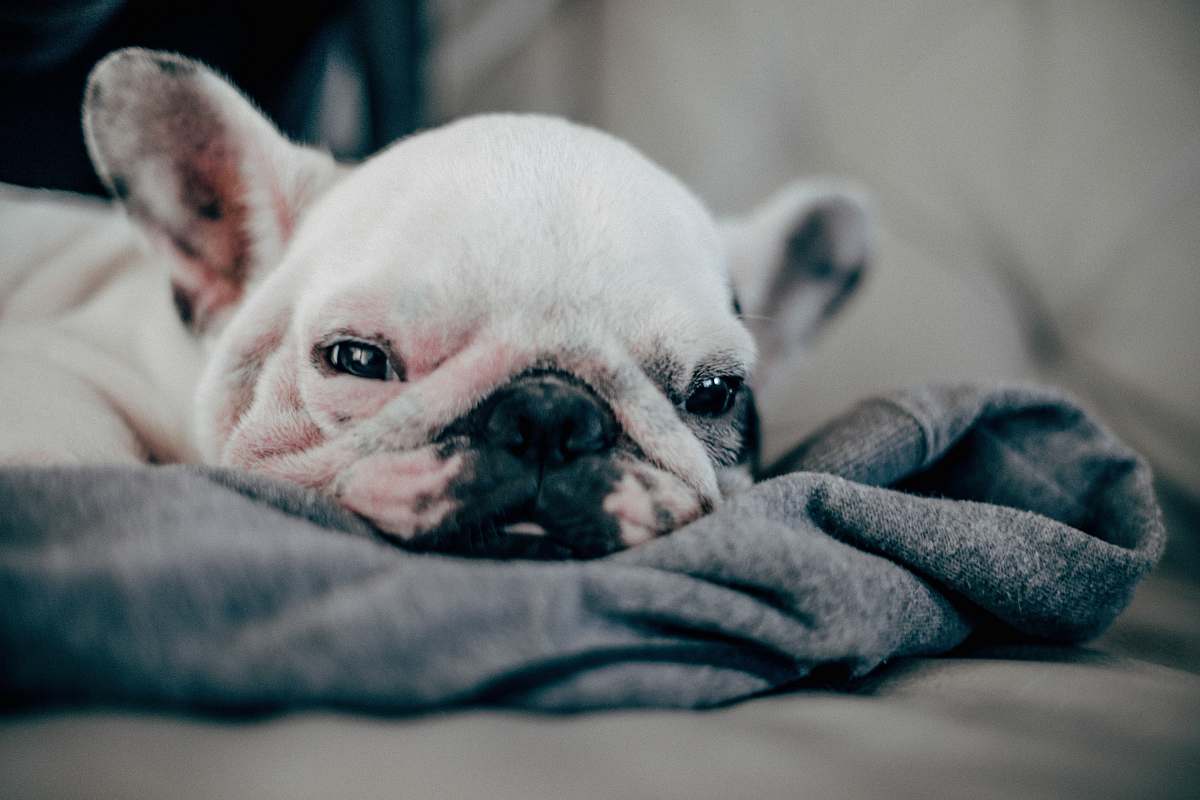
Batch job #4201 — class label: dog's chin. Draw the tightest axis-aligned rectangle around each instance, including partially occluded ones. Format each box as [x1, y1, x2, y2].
[406, 513, 614, 560]
[336, 445, 706, 559]
[403, 450, 628, 560]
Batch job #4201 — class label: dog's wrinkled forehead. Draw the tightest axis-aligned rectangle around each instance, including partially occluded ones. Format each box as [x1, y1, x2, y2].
[288, 115, 753, 377]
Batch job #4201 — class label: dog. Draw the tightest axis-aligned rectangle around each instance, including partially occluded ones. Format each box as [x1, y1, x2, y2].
[0, 48, 871, 558]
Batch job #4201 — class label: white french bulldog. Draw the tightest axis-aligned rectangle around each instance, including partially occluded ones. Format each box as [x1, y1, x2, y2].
[3, 48, 871, 558]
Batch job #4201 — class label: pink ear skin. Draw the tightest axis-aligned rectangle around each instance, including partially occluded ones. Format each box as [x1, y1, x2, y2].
[166, 246, 247, 332]
[83, 48, 336, 333]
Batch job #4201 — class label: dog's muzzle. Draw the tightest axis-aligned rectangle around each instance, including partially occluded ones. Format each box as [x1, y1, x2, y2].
[424, 372, 628, 558]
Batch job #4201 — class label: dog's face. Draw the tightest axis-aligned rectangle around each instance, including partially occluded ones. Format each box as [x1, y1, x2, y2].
[84, 49, 871, 557]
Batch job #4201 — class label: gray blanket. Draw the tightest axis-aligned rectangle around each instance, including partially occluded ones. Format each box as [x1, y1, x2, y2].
[0, 384, 1165, 712]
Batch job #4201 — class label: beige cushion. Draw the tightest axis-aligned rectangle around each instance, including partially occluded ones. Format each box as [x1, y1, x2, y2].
[432, 0, 1200, 488]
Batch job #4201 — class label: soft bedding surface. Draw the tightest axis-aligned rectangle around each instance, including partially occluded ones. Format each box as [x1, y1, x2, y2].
[0, 383, 1165, 713]
[4, 654, 1198, 800]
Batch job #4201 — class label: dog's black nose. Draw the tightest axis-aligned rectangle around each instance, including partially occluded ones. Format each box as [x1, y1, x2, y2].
[482, 375, 616, 466]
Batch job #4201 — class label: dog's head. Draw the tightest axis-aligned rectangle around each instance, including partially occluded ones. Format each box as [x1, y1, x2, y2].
[84, 49, 872, 557]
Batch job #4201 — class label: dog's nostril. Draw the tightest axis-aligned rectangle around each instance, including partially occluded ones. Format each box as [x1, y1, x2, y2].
[484, 408, 530, 452]
[563, 412, 607, 455]
[482, 377, 614, 465]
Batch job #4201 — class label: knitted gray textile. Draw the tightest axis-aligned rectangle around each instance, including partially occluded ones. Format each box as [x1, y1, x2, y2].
[0, 384, 1165, 712]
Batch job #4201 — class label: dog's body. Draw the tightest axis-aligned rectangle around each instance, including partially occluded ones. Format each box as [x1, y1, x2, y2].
[0, 49, 871, 557]
[0, 187, 202, 465]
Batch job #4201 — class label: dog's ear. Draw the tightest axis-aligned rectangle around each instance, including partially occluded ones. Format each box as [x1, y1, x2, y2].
[84, 48, 339, 333]
[724, 181, 873, 378]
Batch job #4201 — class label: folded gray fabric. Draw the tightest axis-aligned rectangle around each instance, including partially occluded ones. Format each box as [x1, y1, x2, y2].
[0, 384, 1165, 712]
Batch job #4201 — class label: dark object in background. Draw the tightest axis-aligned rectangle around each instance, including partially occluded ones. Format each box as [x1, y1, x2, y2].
[0, 0, 424, 195]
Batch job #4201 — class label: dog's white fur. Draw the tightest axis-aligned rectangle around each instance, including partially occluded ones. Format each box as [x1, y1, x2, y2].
[0, 186, 202, 464]
[0, 49, 871, 552]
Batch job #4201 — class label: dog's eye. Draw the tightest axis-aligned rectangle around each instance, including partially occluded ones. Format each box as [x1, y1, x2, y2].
[684, 376, 742, 416]
[325, 341, 399, 381]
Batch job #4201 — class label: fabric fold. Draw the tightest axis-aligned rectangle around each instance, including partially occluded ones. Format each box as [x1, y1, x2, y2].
[0, 383, 1166, 712]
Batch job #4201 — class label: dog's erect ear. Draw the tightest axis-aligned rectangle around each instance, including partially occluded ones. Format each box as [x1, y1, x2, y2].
[84, 48, 339, 332]
[724, 181, 874, 377]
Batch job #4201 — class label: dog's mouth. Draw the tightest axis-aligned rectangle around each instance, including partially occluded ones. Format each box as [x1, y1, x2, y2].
[479, 514, 582, 559]
[502, 520, 548, 536]
[380, 437, 628, 559]
[405, 490, 624, 560]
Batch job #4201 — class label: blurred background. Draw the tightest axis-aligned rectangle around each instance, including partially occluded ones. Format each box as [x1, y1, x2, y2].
[2, 0, 1198, 654]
